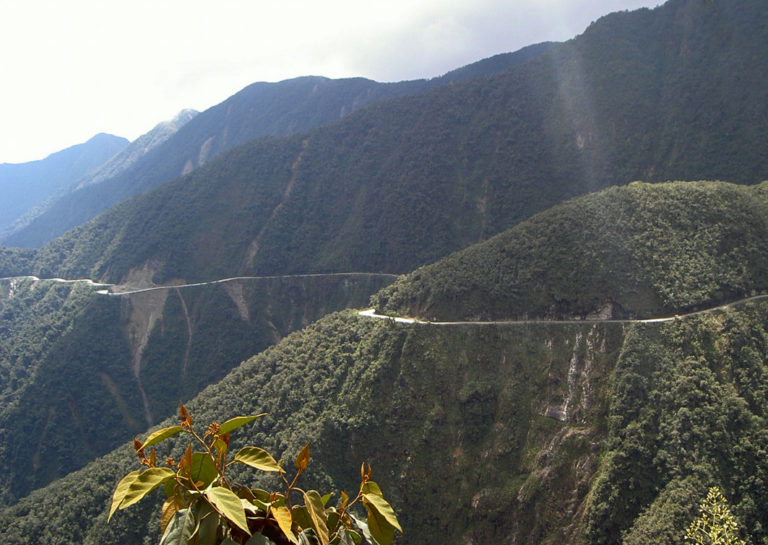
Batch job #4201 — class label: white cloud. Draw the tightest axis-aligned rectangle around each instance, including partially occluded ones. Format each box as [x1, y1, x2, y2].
[0, 0, 660, 163]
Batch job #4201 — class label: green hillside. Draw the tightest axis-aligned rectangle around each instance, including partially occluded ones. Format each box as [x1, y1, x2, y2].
[1, 305, 765, 545]
[0, 1, 767, 543]
[373, 181, 768, 321]
[8, 0, 767, 286]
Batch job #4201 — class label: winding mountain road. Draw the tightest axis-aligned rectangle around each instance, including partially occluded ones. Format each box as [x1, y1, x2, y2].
[3, 273, 766, 326]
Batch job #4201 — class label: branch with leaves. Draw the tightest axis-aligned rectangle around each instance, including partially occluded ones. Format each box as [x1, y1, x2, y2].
[109, 404, 402, 545]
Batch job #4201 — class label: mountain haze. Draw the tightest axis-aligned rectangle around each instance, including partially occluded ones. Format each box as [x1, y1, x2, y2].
[0, 112, 197, 243]
[0, 133, 127, 238]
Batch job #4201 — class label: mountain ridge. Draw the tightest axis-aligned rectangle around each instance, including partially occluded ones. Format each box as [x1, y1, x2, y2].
[6, 0, 764, 289]
[3, 42, 554, 248]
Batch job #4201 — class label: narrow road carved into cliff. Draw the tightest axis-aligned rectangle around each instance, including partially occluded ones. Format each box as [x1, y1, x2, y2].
[358, 293, 768, 325]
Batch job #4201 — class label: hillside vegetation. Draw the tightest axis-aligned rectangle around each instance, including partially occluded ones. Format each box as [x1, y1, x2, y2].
[1, 299, 765, 545]
[373, 181, 768, 321]
[1, 180, 768, 543]
[0, 2, 767, 543]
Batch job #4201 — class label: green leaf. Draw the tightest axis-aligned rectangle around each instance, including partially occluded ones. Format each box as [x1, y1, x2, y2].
[233, 446, 281, 472]
[292, 505, 313, 531]
[362, 493, 401, 533]
[303, 490, 330, 545]
[108, 470, 141, 521]
[163, 477, 177, 499]
[119, 467, 176, 512]
[159, 508, 196, 545]
[196, 506, 220, 545]
[140, 426, 184, 451]
[362, 503, 394, 545]
[243, 496, 271, 513]
[249, 487, 273, 503]
[190, 452, 218, 487]
[271, 505, 297, 543]
[205, 486, 250, 535]
[320, 493, 333, 506]
[213, 437, 228, 458]
[218, 414, 266, 435]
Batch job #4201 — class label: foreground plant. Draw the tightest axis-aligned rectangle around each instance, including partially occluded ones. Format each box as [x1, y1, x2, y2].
[685, 487, 746, 545]
[109, 404, 401, 545]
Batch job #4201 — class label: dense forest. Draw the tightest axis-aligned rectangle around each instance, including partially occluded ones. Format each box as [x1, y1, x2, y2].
[0, 1, 767, 544]
[373, 181, 768, 321]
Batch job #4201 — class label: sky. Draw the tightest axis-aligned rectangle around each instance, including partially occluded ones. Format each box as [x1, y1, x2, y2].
[0, 0, 661, 164]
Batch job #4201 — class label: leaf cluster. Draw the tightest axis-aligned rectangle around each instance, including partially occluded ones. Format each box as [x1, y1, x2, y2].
[110, 405, 401, 545]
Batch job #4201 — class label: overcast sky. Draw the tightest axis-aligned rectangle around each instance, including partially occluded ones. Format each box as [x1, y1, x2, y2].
[0, 0, 661, 164]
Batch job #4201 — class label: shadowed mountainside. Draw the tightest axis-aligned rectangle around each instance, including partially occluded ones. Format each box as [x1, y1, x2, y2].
[373, 181, 768, 321]
[1, 180, 767, 544]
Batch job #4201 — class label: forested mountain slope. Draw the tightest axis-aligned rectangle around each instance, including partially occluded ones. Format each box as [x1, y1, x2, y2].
[373, 181, 768, 321]
[3, 43, 552, 248]
[6, 0, 766, 286]
[1, 181, 766, 545]
[0, 133, 128, 238]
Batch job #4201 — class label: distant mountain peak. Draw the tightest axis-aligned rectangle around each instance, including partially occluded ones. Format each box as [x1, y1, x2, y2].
[167, 108, 199, 127]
